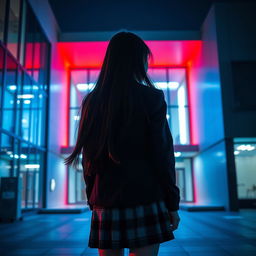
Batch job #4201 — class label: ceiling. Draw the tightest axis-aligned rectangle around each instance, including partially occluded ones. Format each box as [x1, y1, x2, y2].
[48, 0, 253, 33]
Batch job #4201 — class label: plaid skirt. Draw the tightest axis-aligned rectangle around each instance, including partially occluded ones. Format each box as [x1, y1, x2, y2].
[88, 199, 175, 249]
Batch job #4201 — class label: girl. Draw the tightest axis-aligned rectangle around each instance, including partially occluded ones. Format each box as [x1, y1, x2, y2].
[64, 31, 180, 256]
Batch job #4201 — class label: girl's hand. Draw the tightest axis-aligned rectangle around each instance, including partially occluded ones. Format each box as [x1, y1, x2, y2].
[168, 210, 180, 231]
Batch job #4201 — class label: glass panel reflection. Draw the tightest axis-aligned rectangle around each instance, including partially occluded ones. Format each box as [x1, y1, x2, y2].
[0, 0, 6, 42]
[148, 68, 168, 99]
[30, 82, 39, 144]
[0, 133, 14, 177]
[2, 53, 17, 132]
[20, 73, 31, 141]
[68, 165, 86, 204]
[38, 91, 47, 147]
[15, 68, 22, 135]
[70, 70, 89, 108]
[0, 46, 4, 107]
[89, 69, 100, 84]
[7, 0, 20, 58]
[69, 70, 94, 145]
[148, 68, 190, 145]
[20, 143, 44, 208]
[69, 108, 81, 146]
[19, 0, 26, 65]
[12, 138, 19, 177]
[0, 1, 49, 210]
[175, 158, 193, 202]
[234, 140, 256, 199]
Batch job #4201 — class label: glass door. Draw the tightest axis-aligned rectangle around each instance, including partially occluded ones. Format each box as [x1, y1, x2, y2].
[234, 138, 256, 208]
[68, 166, 86, 204]
[175, 158, 194, 202]
[176, 168, 186, 202]
[20, 169, 39, 208]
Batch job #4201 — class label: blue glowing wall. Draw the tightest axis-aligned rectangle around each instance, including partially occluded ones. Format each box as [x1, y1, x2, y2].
[189, 6, 229, 208]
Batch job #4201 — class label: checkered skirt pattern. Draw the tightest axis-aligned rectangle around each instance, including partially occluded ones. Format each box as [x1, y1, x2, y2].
[88, 200, 175, 249]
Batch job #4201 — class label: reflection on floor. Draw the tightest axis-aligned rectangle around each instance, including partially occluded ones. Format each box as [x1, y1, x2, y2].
[0, 209, 256, 256]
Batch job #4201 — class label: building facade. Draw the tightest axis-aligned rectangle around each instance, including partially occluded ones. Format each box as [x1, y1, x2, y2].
[0, 0, 255, 212]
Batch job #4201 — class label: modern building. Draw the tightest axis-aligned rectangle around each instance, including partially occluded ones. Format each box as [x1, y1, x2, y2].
[0, 0, 256, 214]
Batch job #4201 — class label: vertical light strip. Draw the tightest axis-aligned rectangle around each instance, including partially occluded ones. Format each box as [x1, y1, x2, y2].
[177, 85, 188, 144]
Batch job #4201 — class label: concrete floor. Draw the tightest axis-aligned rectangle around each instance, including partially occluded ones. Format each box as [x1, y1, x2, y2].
[0, 209, 256, 256]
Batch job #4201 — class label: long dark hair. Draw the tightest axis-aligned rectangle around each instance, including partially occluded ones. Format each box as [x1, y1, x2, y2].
[64, 31, 156, 175]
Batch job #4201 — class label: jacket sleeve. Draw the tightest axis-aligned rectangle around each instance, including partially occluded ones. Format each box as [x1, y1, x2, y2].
[148, 89, 180, 211]
[83, 174, 94, 211]
[82, 155, 95, 211]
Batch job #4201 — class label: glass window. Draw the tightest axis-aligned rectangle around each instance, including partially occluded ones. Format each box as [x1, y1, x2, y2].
[68, 164, 86, 204]
[19, 143, 42, 209]
[14, 67, 22, 135]
[148, 68, 168, 98]
[30, 81, 39, 144]
[0, 2, 50, 210]
[20, 141, 29, 208]
[12, 138, 20, 177]
[68, 166, 76, 204]
[19, 0, 26, 65]
[0, 133, 14, 177]
[168, 68, 187, 105]
[39, 41, 49, 91]
[35, 149, 45, 206]
[24, 4, 36, 75]
[69, 108, 81, 146]
[169, 106, 190, 145]
[7, 0, 20, 58]
[70, 70, 89, 108]
[2, 53, 18, 132]
[38, 91, 47, 147]
[69, 67, 191, 146]
[33, 41, 40, 81]
[175, 158, 194, 202]
[0, 45, 4, 113]
[69, 70, 94, 145]
[26, 147, 38, 208]
[23, 5, 50, 85]
[89, 69, 100, 84]
[148, 68, 190, 145]
[0, 0, 6, 42]
[234, 139, 256, 199]
[20, 73, 33, 141]
[31, 22, 42, 82]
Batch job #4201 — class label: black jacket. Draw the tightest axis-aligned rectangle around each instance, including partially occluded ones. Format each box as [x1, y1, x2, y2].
[82, 84, 180, 211]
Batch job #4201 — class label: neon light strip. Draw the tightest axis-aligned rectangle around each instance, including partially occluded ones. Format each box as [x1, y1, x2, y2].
[17, 94, 34, 99]
[75, 82, 179, 91]
[155, 82, 179, 89]
[177, 85, 188, 144]
[24, 164, 40, 169]
[76, 83, 95, 91]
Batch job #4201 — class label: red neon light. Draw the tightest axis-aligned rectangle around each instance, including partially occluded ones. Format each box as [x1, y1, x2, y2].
[186, 41, 202, 145]
[66, 70, 71, 147]
[57, 41, 202, 68]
